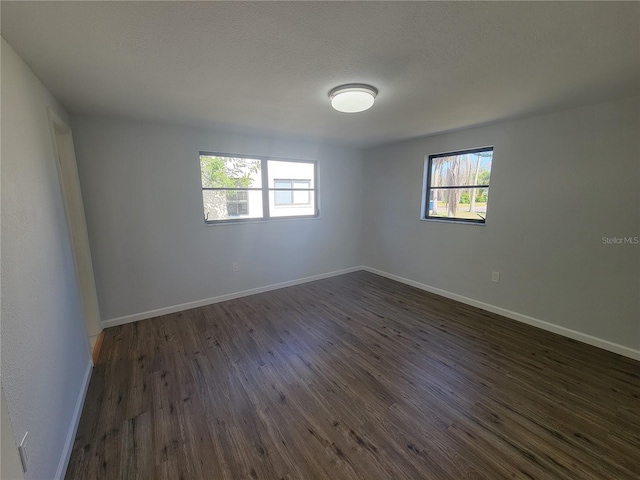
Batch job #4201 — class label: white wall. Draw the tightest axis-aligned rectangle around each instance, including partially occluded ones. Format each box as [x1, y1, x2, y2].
[1, 38, 92, 479]
[70, 116, 364, 323]
[363, 96, 640, 353]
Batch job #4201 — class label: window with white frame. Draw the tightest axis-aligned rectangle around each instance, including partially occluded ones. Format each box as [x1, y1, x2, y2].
[200, 153, 317, 223]
[422, 146, 493, 224]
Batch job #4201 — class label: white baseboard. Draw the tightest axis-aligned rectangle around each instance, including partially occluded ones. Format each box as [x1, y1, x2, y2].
[101, 265, 639, 361]
[102, 266, 364, 329]
[362, 266, 640, 361]
[55, 359, 92, 480]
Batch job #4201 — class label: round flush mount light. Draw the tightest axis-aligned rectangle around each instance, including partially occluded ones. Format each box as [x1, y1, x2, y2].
[329, 84, 378, 113]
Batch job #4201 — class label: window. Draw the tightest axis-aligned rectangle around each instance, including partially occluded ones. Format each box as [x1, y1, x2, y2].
[200, 153, 317, 223]
[226, 190, 249, 216]
[422, 146, 493, 224]
[274, 180, 311, 206]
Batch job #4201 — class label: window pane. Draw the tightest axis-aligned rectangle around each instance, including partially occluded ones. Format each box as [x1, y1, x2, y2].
[292, 181, 310, 190]
[202, 189, 263, 222]
[267, 161, 314, 189]
[292, 189, 310, 204]
[200, 156, 262, 188]
[269, 191, 316, 218]
[273, 180, 293, 205]
[430, 150, 492, 188]
[274, 190, 292, 205]
[268, 161, 315, 216]
[427, 187, 489, 222]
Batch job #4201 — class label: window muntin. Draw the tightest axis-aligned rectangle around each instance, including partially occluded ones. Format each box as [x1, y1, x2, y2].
[200, 154, 317, 223]
[423, 147, 493, 224]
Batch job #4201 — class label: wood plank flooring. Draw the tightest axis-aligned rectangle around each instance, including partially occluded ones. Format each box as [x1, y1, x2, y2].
[65, 271, 640, 479]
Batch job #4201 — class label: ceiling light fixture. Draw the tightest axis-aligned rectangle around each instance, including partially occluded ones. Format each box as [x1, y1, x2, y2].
[329, 84, 378, 113]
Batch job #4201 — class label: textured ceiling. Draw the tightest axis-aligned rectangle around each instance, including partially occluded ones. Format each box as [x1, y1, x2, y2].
[2, 1, 638, 148]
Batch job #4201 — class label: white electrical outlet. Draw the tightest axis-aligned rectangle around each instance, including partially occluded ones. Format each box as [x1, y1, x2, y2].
[491, 271, 500, 283]
[18, 431, 28, 473]
[232, 262, 239, 272]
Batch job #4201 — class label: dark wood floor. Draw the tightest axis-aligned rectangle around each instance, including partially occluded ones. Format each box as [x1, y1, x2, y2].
[65, 271, 640, 480]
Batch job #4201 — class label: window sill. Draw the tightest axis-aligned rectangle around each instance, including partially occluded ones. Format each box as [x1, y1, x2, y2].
[204, 214, 320, 226]
[420, 217, 487, 226]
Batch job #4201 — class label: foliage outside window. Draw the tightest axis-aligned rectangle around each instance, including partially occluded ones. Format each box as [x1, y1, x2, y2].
[200, 153, 317, 223]
[422, 147, 493, 224]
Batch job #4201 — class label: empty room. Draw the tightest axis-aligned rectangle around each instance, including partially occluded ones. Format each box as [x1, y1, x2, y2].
[1, 2, 639, 479]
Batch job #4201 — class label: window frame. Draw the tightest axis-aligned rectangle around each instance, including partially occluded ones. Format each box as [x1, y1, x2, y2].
[422, 146, 493, 225]
[200, 152, 319, 224]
